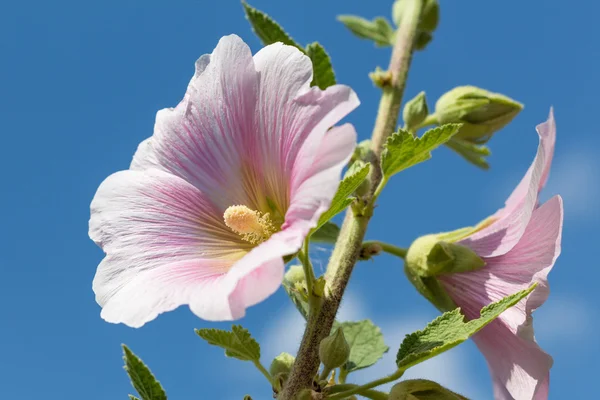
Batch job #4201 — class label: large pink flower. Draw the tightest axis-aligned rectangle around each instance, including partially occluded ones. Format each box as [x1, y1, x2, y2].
[89, 35, 359, 327]
[439, 110, 562, 399]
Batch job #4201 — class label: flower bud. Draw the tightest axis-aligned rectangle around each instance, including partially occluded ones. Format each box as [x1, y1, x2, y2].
[351, 139, 373, 163]
[269, 352, 295, 377]
[403, 91, 429, 130]
[319, 327, 350, 370]
[405, 234, 485, 277]
[434, 86, 523, 144]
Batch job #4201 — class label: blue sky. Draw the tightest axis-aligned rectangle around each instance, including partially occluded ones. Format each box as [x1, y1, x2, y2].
[1, 0, 598, 399]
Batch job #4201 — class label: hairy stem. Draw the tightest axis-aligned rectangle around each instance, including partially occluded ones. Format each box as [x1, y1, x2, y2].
[279, 1, 423, 398]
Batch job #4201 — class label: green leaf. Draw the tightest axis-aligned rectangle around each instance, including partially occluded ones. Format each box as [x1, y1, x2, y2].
[389, 379, 468, 400]
[396, 285, 536, 370]
[196, 325, 260, 362]
[445, 137, 491, 169]
[339, 320, 389, 373]
[311, 221, 340, 244]
[129, 396, 141, 400]
[305, 42, 336, 89]
[242, 2, 302, 50]
[316, 163, 371, 229]
[381, 124, 461, 178]
[337, 15, 395, 47]
[122, 345, 167, 400]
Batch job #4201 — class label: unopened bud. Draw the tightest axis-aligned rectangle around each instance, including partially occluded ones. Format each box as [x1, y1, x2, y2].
[403, 91, 429, 130]
[319, 328, 350, 370]
[359, 242, 383, 260]
[351, 139, 374, 163]
[434, 86, 523, 144]
[406, 234, 485, 277]
[269, 352, 295, 377]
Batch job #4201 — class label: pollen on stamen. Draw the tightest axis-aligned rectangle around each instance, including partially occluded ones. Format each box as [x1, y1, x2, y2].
[223, 205, 275, 244]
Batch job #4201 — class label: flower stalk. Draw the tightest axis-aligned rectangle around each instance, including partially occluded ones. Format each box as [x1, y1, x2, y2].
[279, 0, 424, 398]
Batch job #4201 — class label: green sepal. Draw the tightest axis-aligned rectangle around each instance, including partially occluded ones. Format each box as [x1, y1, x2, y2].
[389, 379, 468, 400]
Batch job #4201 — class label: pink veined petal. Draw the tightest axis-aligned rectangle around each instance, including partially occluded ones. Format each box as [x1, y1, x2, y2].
[131, 35, 260, 211]
[225, 226, 305, 318]
[90, 169, 249, 327]
[537, 108, 556, 190]
[284, 124, 357, 230]
[252, 42, 359, 211]
[459, 114, 555, 257]
[473, 320, 552, 400]
[439, 196, 562, 400]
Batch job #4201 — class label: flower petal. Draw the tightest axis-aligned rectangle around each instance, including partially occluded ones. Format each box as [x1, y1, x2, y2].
[90, 169, 248, 326]
[225, 227, 305, 318]
[285, 124, 357, 230]
[131, 35, 259, 210]
[440, 196, 562, 399]
[473, 320, 552, 400]
[460, 113, 556, 257]
[252, 42, 359, 212]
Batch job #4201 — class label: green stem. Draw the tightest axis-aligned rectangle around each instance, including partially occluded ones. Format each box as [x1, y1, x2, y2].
[326, 370, 404, 400]
[318, 367, 333, 382]
[252, 360, 273, 386]
[414, 113, 438, 131]
[326, 384, 388, 400]
[279, 1, 424, 398]
[363, 240, 408, 259]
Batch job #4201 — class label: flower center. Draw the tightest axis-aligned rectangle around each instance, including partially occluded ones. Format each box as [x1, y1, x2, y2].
[223, 205, 276, 244]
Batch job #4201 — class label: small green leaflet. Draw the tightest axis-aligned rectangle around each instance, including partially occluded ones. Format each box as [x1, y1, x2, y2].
[311, 221, 340, 244]
[242, 3, 336, 90]
[122, 345, 167, 400]
[340, 320, 389, 373]
[446, 137, 491, 170]
[396, 285, 536, 370]
[242, 2, 302, 50]
[337, 15, 395, 47]
[381, 124, 461, 178]
[316, 163, 370, 230]
[129, 396, 141, 400]
[306, 42, 337, 89]
[196, 325, 260, 362]
[390, 379, 468, 400]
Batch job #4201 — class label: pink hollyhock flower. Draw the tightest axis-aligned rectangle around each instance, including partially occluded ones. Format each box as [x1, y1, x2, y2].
[89, 35, 359, 327]
[438, 110, 562, 399]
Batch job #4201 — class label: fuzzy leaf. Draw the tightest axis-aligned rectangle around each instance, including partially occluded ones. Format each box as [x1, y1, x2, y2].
[338, 15, 395, 47]
[340, 320, 389, 373]
[122, 346, 167, 400]
[129, 396, 141, 400]
[311, 221, 340, 244]
[381, 124, 461, 178]
[446, 138, 491, 169]
[306, 42, 336, 89]
[242, 2, 302, 50]
[396, 285, 536, 370]
[316, 163, 371, 229]
[196, 325, 260, 362]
